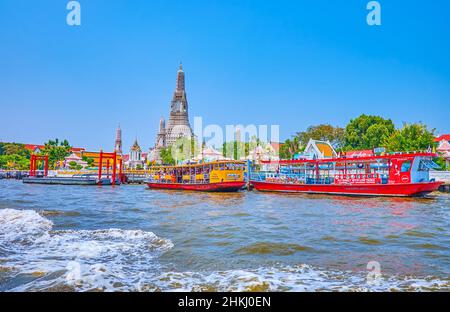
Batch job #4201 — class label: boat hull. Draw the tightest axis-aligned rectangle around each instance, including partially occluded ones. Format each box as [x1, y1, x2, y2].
[146, 181, 246, 192]
[251, 181, 443, 197]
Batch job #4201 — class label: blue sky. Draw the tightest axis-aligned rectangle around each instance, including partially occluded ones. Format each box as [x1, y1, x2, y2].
[0, 0, 449, 151]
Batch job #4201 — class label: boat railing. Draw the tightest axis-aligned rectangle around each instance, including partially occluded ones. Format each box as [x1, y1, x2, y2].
[250, 172, 270, 182]
[146, 176, 212, 185]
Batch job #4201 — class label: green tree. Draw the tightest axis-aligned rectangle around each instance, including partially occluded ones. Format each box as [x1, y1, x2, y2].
[160, 146, 175, 165]
[221, 136, 267, 160]
[279, 137, 302, 159]
[87, 158, 95, 167]
[1, 143, 30, 157]
[296, 124, 345, 150]
[344, 114, 395, 150]
[0, 154, 29, 170]
[169, 137, 199, 164]
[82, 156, 95, 168]
[222, 141, 247, 160]
[40, 139, 72, 169]
[435, 157, 448, 171]
[383, 123, 435, 152]
[364, 123, 393, 149]
[68, 161, 78, 170]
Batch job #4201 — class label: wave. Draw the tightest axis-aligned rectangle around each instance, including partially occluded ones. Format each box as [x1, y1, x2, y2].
[144, 266, 449, 292]
[0, 209, 448, 292]
[0, 209, 173, 292]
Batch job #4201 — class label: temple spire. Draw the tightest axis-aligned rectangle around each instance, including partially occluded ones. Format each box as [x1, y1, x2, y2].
[176, 63, 185, 92]
[114, 124, 122, 155]
[159, 116, 166, 133]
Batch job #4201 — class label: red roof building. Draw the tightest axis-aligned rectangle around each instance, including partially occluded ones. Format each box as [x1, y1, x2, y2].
[24, 144, 85, 155]
[24, 144, 45, 152]
[434, 134, 450, 143]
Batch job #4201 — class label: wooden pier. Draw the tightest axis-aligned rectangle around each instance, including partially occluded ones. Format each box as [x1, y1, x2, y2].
[23, 176, 98, 185]
[22, 176, 119, 186]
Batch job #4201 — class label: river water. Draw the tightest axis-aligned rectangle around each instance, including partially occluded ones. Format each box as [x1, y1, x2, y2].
[0, 180, 449, 292]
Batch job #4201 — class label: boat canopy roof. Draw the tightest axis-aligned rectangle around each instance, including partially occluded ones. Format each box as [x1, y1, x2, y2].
[149, 160, 245, 170]
[260, 152, 438, 165]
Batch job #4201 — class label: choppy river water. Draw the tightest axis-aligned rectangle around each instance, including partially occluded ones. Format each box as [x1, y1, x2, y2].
[0, 180, 449, 291]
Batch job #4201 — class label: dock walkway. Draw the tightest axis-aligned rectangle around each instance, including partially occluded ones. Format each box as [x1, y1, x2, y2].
[430, 171, 450, 193]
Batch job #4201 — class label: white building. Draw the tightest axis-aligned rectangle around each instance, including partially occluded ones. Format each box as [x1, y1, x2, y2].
[303, 139, 337, 160]
[125, 139, 147, 169]
[244, 143, 280, 163]
[63, 153, 88, 169]
[195, 146, 227, 162]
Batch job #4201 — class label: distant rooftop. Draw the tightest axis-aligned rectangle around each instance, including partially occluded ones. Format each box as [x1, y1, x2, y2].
[434, 134, 450, 142]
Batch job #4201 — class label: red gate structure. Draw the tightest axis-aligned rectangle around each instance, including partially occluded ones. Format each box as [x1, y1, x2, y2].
[98, 151, 123, 185]
[29, 155, 49, 177]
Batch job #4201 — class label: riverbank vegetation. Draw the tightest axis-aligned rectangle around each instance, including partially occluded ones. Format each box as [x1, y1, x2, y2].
[0, 139, 72, 170]
[279, 114, 437, 159]
[0, 143, 30, 170]
[1, 114, 446, 170]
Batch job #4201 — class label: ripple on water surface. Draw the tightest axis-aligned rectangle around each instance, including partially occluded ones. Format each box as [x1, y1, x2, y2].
[0, 208, 449, 292]
[235, 242, 313, 256]
[0, 182, 449, 292]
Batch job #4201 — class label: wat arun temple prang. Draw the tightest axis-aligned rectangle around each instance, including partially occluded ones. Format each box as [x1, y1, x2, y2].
[149, 64, 194, 163]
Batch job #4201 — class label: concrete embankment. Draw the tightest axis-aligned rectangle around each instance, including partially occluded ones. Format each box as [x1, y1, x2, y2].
[430, 171, 450, 193]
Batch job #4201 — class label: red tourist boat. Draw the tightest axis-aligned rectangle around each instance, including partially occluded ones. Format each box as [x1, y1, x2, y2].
[250, 152, 443, 197]
[145, 161, 246, 192]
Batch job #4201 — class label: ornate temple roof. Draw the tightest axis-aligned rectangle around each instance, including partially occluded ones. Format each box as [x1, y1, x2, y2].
[130, 139, 142, 152]
[165, 63, 193, 146]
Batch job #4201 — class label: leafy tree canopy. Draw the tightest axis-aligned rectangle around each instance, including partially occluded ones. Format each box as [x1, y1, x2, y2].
[0, 143, 30, 157]
[40, 139, 72, 169]
[222, 141, 249, 160]
[159, 147, 175, 165]
[344, 114, 395, 150]
[68, 161, 78, 170]
[279, 137, 302, 160]
[383, 123, 435, 152]
[0, 154, 29, 170]
[296, 124, 345, 150]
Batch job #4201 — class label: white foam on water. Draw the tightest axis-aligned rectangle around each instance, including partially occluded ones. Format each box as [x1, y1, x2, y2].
[0, 209, 173, 291]
[0, 209, 53, 246]
[146, 266, 449, 292]
[1, 209, 448, 292]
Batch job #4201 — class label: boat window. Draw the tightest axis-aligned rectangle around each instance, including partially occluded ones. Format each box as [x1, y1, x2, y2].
[401, 161, 412, 173]
[419, 159, 440, 171]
